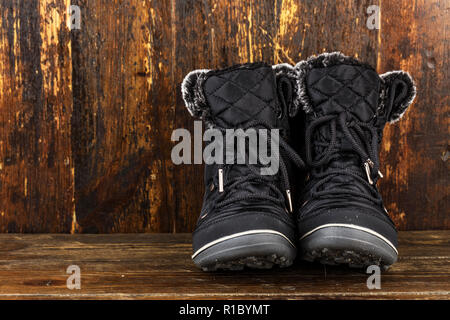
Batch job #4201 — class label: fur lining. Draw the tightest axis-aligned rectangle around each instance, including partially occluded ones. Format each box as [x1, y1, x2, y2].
[293, 52, 376, 115]
[380, 70, 416, 123]
[272, 63, 301, 116]
[181, 69, 210, 118]
[272, 63, 295, 77]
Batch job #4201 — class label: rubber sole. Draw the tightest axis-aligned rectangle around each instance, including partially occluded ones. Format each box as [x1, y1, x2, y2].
[299, 225, 398, 270]
[192, 232, 296, 271]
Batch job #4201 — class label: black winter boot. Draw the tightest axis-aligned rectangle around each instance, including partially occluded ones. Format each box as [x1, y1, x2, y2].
[181, 63, 304, 271]
[293, 52, 416, 269]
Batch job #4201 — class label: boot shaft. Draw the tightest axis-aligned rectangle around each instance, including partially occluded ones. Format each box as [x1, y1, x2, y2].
[293, 52, 416, 185]
[182, 63, 294, 133]
[294, 52, 416, 132]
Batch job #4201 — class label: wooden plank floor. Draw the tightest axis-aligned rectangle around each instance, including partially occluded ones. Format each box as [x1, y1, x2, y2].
[0, 231, 448, 300]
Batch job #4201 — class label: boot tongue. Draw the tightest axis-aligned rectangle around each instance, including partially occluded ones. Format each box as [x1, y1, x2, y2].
[306, 62, 382, 151]
[203, 63, 280, 128]
[306, 63, 381, 122]
[304, 62, 382, 192]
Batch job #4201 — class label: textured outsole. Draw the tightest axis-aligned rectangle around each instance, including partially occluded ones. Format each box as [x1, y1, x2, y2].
[193, 233, 296, 271]
[299, 226, 398, 270]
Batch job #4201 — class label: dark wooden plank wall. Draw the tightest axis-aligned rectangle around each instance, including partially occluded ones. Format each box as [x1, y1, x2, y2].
[0, 0, 448, 233]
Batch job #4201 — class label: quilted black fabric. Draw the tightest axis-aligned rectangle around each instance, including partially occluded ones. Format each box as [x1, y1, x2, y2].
[306, 64, 381, 122]
[203, 64, 280, 128]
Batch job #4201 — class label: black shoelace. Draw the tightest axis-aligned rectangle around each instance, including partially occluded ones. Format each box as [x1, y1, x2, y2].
[212, 120, 305, 214]
[304, 112, 383, 206]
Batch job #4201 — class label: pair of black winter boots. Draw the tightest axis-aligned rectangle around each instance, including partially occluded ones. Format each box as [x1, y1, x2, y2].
[181, 52, 416, 271]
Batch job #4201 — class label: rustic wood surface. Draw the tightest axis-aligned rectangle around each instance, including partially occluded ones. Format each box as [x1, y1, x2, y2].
[0, 231, 448, 299]
[0, 1, 448, 233]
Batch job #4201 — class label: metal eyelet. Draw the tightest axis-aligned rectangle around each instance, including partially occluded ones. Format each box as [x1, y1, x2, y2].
[278, 109, 284, 119]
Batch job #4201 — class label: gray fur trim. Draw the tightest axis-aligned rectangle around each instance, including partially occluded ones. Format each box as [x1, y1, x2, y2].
[272, 63, 295, 77]
[181, 69, 210, 118]
[293, 52, 376, 115]
[380, 70, 416, 123]
[272, 63, 301, 116]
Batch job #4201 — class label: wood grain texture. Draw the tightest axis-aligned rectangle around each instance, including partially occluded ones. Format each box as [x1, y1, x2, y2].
[0, 0, 74, 232]
[378, 0, 450, 230]
[0, 0, 448, 233]
[70, 0, 177, 233]
[0, 231, 448, 299]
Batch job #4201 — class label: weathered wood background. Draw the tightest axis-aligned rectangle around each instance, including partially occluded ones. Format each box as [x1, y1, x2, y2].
[0, 0, 448, 233]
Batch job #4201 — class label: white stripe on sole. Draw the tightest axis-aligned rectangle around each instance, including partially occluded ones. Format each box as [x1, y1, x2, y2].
[192, 229, 295, 259]
[299, 223, 398, 254]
